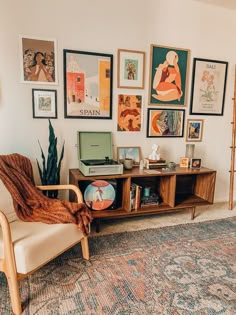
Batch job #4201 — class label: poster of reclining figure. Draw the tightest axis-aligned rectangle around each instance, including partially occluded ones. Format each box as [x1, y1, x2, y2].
[149, 44, 190, 106]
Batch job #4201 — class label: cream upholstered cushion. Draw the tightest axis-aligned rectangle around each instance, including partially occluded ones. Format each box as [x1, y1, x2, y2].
[0, 179, 18, 223]
[0, 221, 84, 274]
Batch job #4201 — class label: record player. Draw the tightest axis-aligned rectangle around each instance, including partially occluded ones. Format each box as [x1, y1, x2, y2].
[77, 131, 123, 176]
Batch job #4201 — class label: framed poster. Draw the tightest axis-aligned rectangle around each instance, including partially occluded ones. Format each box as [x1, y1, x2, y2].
[32, 89, 57, 118]
[63, 49, 113, 119]
[20, 35, 57, 84]
[117, 94, 143, 132]
[149, 44, 190, 106]
[190, 58, 228, 115]
[186, 119, 204, 142]
[117, 49, 145, 89]
[117, 147, 141, 165]
[147, 108, 185, 137]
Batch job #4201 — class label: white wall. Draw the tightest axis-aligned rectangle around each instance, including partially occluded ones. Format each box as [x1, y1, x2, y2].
[0, 0, 235, 202]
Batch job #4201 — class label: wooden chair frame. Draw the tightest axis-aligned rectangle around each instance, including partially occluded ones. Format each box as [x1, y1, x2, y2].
[0, 184, 89, 315]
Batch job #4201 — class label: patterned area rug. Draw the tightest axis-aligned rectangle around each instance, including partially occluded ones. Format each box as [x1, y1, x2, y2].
[1, 217, 236, 314]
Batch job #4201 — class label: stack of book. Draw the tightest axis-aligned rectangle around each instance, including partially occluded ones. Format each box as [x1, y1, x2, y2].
[141, 193, 161, 207]
[130, 183, 142, 211]
[144, 158, 167, 169]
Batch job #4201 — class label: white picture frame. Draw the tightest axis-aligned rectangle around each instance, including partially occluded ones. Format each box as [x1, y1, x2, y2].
[32, 89, 57, 118]
[117, 49, 145, 89]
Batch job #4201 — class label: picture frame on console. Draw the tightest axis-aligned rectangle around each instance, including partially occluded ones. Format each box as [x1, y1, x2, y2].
[190, 158, 202, 169]
[147, 108, 185, 138]
[32, 89, 57, 119]
[117, 49, 145, 89]
[148, 44, 190, 106]
[63, 49, 113, 119]
[180, 157, 189, 168]
[190, 58, 228, 116]
[117, 147, 141, 165]
[20, 35, 58, 84]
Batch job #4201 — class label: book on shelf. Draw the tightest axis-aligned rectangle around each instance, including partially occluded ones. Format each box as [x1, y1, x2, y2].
[141, 194, 161, 207]
[144, 158, 167, 169]
[129, 183, 142, 211]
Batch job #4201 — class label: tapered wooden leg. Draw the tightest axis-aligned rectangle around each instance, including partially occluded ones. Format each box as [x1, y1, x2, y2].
[6, 274, 22, 315]
[191, 207, 196, 220]
[95, 219, 100, 233]
[81, 237, 89, 260]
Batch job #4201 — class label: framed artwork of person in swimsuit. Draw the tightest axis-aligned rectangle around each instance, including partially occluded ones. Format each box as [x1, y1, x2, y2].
[146, 108, 185, 138]
[20, 36, 58, 85]
[148, 44, 190, 106]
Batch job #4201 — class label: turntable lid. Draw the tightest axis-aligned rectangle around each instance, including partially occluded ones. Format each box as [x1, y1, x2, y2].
[77, 131, 113, 160]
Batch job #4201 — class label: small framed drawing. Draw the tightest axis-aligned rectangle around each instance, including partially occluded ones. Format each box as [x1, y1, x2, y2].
[20, 35, 58, 84]
[63, 49, 113, 119]
[117, 49, 145, 89]
[117, 147, 141, 165]
[180, 157, 189, 168]
[32, 89, 57, 118]
[190, 58, 228, 115]
[147, 108, 185, 137]
[117, 94, 143, 132]
[186, 119, 204, 142]
[190, 158, 201, 169]
[149, 44, 190, 106]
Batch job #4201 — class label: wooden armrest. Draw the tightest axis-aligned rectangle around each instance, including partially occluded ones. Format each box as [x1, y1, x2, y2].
[36, 184, 83, 203]
[0, 210, 17, 272]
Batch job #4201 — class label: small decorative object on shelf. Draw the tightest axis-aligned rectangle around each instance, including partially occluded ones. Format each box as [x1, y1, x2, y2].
[190, 158, 201, 169]
[185, 144, 195, 159]
[148, 144, 161, 161]
[180, 157, 189, 168]
[124, 158, 133, 170]
[139, 159, 144, 170]
[168, 162, 176, 170]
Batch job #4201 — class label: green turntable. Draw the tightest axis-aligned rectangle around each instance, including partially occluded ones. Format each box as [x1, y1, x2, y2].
[77, 131, 123, 176]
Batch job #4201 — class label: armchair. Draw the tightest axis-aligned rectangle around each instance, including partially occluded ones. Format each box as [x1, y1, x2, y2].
[0, 181, 89, 315]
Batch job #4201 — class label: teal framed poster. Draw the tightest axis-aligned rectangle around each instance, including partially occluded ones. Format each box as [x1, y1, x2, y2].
[149, 44, 190, 106]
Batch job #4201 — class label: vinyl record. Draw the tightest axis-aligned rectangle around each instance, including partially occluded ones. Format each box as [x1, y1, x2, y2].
[84, 180, 116, 211]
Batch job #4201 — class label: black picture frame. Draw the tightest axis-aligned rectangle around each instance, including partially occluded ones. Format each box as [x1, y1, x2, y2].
[32, 89, 57, 119]
[63, 49, 113, 119]
[190, 58, 228, 116]
[147, 108, 185, 137]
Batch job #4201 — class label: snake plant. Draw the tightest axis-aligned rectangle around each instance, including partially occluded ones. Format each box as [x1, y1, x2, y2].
[36, 119, 65, 198]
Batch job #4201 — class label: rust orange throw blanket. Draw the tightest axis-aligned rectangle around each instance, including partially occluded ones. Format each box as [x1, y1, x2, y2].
[0, 153, 93, 236]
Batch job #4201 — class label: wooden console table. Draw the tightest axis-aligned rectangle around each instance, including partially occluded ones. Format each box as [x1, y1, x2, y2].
[69, 167, 216, 232]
